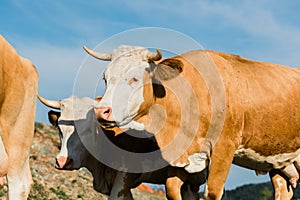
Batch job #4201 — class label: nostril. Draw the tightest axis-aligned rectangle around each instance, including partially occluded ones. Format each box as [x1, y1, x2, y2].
[94, 106, 113, 121]
[65, 158, 74, 169]
[103, 107, 111, 114]
[96, 106, 112, 120]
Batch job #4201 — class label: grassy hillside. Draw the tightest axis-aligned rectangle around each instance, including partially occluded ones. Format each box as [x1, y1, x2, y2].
[0, 122, 166, 200]
[0, 122, 299, 200]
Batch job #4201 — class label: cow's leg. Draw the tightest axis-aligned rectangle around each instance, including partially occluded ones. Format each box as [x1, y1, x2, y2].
[6, 128, 33, 200]
[204, 140, 236, 200]
[165, 168, 189, 200]
[0, 135, 8, 185]
[166, 176, 184, 200]
[181, 167, 207, 200]
[109, 172, 134, 200]
[269, 169, 293, 200]
[4, 98, 35, 200]
[281, 164, 299, 188]
[7, 158, 32, 200]
[0, 121, 33, 200]
[166, 179, 201, 200]
[181, 183, 200, 200]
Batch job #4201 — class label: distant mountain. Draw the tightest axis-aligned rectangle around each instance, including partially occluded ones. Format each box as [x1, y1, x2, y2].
[223, 181, 300, 200]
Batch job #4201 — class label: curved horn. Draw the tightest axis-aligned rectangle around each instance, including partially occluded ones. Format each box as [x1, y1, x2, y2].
[83, 46, 112, 61]
[147, 49, 162, 61]
[37, 94, 61, 109]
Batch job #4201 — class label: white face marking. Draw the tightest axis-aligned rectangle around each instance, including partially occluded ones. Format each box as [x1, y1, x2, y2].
[56, 124, 73, 159]
[97, 46, 152, 126]
[56, 97, 97, 161]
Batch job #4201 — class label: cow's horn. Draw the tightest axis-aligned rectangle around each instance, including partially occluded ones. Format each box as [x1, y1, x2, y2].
[83, 46, 112, 61]
[147, 49, 162, 61]
[37, 94, 61, 109]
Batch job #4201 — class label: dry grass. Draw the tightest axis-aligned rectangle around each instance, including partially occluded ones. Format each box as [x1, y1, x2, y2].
[0, 123, 166, 200]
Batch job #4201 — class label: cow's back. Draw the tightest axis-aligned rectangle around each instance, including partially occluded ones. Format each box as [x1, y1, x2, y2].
[211, 51, 300, 154]
[0, 35, 38, 121]
[170, 50, 300, 170]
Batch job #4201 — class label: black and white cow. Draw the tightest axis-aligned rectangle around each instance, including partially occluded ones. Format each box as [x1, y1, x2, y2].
[38, 95, 206, 200]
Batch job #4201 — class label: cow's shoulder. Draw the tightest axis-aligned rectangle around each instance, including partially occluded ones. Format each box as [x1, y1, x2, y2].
[0, 35, 37, 79]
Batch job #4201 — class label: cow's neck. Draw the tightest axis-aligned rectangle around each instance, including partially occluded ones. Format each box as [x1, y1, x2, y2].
[138, 76, 196, 148]
[136, 62, 213, 165]
[84, 156, 116, 194]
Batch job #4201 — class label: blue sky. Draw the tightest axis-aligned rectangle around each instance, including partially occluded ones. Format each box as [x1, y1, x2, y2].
[2, 0, 300, 190]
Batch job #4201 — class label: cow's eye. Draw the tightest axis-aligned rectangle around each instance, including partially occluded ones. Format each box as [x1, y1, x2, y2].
[128, 77, 139, 85]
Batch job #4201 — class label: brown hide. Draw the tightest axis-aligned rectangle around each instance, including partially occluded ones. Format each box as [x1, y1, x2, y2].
[135, 50, 300, 199]
[214, 51, 300, 155]
[0, 35, 38, 199]
[137, 49, 300, 167]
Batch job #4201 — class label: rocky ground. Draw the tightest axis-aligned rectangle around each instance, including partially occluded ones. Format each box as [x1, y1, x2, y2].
[0, 122, 166, 200]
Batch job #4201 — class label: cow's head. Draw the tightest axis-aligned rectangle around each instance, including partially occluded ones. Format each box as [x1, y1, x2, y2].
[38, 95, 100, 170]
[84, 45, 183, 129]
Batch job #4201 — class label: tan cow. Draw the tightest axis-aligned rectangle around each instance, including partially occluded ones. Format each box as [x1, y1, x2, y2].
[84, 45, 300, 199]
[0, 35, 38, 199]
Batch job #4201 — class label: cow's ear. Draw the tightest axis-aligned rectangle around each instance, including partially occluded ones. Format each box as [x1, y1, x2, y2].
[95, 96, 103, 103]
[152, 59, 183, 81]
[48, 110, 61, 127]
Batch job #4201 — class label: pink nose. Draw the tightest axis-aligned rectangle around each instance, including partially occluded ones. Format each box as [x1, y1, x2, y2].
[56, 157, 73, 169]
[94, 106, 112, 121]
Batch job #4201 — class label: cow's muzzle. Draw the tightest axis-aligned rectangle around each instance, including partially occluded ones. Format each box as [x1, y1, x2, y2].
[94, 106, 118, 128]
[55, 157, 74, 170]
[94, 106, 112, 121]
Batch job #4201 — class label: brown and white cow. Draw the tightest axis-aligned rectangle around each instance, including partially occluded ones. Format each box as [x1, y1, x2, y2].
[38, 95, 206, 200]
[84, 45, 300, 199]
[38, 96, 295, 200]
[0, 35, 38, 199]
